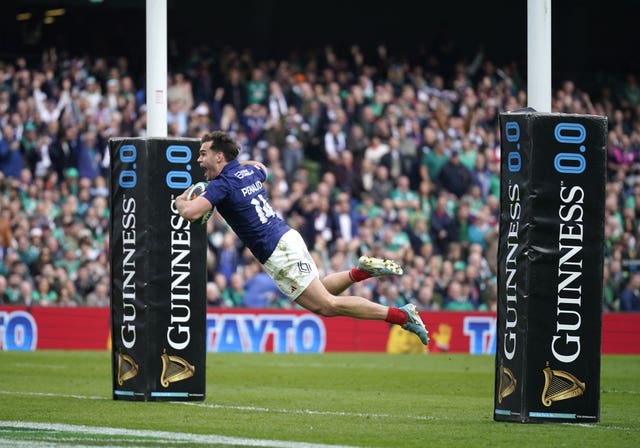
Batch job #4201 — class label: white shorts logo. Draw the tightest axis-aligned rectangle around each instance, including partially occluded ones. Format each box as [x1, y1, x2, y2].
[297, 261, 312, 274]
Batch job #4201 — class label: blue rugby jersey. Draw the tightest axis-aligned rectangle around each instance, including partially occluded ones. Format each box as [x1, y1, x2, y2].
[202, 160, 290, 263]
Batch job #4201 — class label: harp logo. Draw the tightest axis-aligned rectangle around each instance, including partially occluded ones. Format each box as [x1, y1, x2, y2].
[541, 362, 586, 407]
[498, 365, 517, 404]
[117, 352, 139, 385]
[160, 352, 195, 388]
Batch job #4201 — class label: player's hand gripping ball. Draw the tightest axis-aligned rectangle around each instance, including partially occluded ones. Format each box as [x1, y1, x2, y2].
[185, 181, 212, 224]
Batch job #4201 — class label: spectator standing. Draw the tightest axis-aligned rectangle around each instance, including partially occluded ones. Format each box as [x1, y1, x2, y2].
[282, 134, 304, 183]
[167, 98, 189, 136]
[0, 124, 23, 179]
[333, 192, 357, 244]
[370, 165, 394, 205]
[81, 76, 102, 113]
[416, 277, 440, 311]
[470, 151, 492, 200]
[323, 121, 347, 169]
[468, 206, 493, 251]
[430, 192, 454, 256]
[332, 150, 358, 194]
[20, 122, 39, 174]
[620, 272, 640, 311]
[76, 130, 103, 181]
[247, 67, 268, 106]
[438, 149, 472, 198]
[217, 232, 239, 284]
[267, 80, 288, 123]
[380, 136, 413, 183]
[50, 125, 80, 181]
[31, 135, 54, 179]
[602, 264, 618, 311]
[449, 200, 472, 247]
[167, 72, 194, 112]
[345, 123, 368, 165]
[0, 275, 10, 304]
[241, 261, 287, 308]
[32, 276, 58, 306]
[421, 138, 448, 183]
[222, 272, 245, 307]
[206, 281, 223, 307]
[241, 103, 267, 146]
[390, 175, 420, 215]
[221, 67, 247, 114]
[363, 135, 389, 166]
[443, 280, 475, 311]
[15, 280, 34, 306]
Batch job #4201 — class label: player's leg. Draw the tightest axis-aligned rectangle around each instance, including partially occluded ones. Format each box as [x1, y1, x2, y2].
[321, 256, 404, 295]
[295, 278, 429, 345]
[263, 230, 428, 344]
[296, 278, 387, 319]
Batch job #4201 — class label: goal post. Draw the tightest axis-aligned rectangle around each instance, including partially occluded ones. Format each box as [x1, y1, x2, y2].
[494, 110, 607, 423]
[109, 137, 207, 401]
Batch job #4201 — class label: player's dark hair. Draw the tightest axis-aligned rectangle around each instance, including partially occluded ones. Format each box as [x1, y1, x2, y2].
[201, 131, 240, 161]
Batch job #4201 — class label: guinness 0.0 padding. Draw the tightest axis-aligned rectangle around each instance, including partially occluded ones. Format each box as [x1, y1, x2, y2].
[110, 138, 206, 401]
[494, 110, 607, 422]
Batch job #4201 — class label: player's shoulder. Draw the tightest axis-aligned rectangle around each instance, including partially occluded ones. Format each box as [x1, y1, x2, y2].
[252, 162, 268, 178]
[230, 162, 265, 182]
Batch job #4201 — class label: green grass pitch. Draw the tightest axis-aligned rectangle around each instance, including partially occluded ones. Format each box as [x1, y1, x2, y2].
[0, 351, 638, 447]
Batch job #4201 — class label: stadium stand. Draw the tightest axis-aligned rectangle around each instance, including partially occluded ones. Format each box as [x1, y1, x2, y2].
[0, 40, 638, 311]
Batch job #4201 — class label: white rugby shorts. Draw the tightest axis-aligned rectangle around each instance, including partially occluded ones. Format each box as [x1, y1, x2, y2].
[263, 229, 319, 301]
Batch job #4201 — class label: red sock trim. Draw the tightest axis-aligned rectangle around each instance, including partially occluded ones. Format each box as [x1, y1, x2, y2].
[349, 267, 371, 282]
[385, 307, 408, 325]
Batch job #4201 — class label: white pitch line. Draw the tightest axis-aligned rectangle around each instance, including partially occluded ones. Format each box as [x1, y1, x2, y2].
[5, 390, 637, 433]
[13, 363, 67, 370]
[0, 438, 124, 448]
[0, 421, 361, 448]
[0, 437, 144, 448]
[567, 423, 639, 432]
[0, 390, 106, 400]
[602, 388, 640, 395]
[0, 390, 435, 421]
[180, 401, 437, 421]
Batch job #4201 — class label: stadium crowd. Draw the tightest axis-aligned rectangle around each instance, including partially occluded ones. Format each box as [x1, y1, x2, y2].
[1, 43, 639, 312]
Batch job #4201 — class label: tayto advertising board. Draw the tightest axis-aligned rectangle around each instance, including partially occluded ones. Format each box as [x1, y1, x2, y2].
[2, 308, 637, 355]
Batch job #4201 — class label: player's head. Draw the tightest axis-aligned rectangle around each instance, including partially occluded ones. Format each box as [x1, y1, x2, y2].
[199, 131, 241, 180]
[201, 131, 240, 162]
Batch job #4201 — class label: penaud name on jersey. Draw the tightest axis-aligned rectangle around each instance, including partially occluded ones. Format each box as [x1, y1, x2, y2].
[201, 160, 289, 263]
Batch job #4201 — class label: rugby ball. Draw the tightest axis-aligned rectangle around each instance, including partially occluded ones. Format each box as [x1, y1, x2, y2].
[186, 181, 208, 200]
[185, 181, 212, 224]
